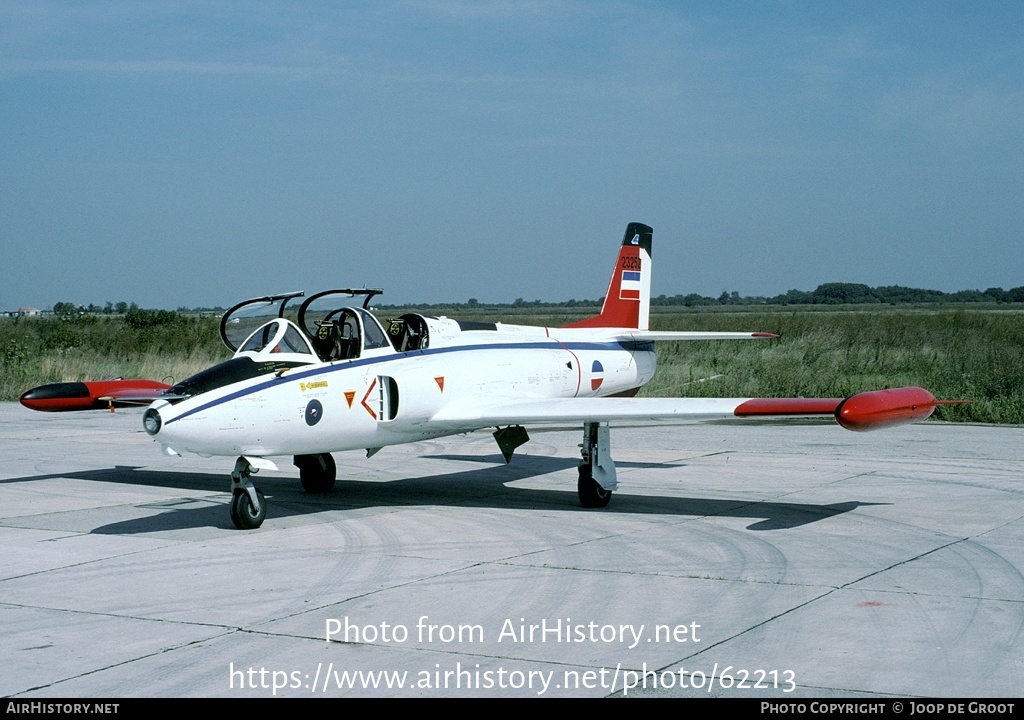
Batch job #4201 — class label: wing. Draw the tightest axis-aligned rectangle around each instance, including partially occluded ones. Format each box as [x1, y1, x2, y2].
[432, 387, 946, 432]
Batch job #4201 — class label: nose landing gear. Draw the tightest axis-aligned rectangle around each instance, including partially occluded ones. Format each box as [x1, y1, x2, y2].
[229, 457, 267, 529]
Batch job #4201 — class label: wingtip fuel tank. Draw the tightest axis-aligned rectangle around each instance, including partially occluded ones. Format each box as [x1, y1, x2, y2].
[835, 387, 940, 431]
[19, 380, 171, 412]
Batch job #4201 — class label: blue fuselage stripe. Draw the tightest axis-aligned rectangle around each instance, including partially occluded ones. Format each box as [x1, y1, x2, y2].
[164, 340, 626, 426]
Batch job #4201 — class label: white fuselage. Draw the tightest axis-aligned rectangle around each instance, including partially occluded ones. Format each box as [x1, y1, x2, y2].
[149, 320, 656, 458]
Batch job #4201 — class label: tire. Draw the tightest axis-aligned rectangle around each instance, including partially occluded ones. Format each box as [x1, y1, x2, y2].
[295, 453, 337, 494]
[577, 464, 612, 508]
[230, 488, 267, 529]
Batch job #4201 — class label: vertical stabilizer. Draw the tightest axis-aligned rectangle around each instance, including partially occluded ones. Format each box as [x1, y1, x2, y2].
[564, 222, 652, 330]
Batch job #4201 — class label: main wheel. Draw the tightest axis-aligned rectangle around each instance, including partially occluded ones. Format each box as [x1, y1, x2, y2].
[295, 453, 337, 494]
[577, 464, 612, 508]
[230, 488, 267, 529]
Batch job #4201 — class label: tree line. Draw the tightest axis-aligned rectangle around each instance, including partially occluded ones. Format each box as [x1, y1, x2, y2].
[38, 281, 1024, 316]
[651, 283, 1024, 307]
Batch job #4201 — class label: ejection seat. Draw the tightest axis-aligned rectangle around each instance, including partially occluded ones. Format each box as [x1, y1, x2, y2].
[311, 311, 362, 362]
[312, 321, 342, 361]
[386, 314, 429, 352]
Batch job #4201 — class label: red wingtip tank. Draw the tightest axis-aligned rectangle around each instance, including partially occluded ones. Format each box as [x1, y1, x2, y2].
[835, 387, 940, 431]
[19, 380, 170, 412]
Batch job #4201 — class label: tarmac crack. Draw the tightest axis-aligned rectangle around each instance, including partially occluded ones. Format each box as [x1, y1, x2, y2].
[1, 599, 247, 631]
[9, 630, 236, 696]
[0, 542, 179, 583]
[651, 536, 978, 677]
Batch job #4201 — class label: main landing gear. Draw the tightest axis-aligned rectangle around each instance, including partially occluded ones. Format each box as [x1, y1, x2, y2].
[294, 453, 337, 494]
[578, 422, 617, 509]
[229, 457, 266, 529]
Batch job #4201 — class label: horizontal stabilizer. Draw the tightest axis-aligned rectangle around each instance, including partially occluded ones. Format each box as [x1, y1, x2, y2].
[613, 330, 779, 342]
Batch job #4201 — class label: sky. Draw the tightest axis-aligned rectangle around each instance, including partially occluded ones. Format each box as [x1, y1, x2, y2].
[1, 1, 1022, 310]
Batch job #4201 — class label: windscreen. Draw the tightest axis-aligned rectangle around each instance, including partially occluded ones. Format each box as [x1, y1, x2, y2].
[220, 292, 303, 351]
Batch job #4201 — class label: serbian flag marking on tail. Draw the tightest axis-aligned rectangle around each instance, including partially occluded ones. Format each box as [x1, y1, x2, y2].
[619, 270, 642, 300]
[591, 360, 604, 391]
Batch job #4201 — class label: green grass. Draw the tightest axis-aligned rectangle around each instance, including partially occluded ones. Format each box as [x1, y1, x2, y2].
[639, 308, 1024, 424]
[0, 314, 230, 401]
[3, 306, 1021, 424]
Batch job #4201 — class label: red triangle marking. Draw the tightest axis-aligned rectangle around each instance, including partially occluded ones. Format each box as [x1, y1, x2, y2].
[361, 379, 378, 419]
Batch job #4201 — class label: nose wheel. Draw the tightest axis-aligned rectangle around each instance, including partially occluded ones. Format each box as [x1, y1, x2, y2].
[230, 487, 266, 529]
[229, 457, 267, 529]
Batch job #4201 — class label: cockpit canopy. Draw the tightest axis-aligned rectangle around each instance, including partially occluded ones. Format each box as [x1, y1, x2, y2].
[166, 289, 451, 402]
[220, 289, 394, 363]
[168, 289, 439, 402]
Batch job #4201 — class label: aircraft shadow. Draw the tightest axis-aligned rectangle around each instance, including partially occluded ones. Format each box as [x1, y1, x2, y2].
[427, 454, 676, 470]
[3, 458, 883, 535]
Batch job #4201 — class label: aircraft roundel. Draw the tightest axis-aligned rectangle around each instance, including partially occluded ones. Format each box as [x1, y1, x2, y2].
[591, 360, 604, 391]
[305, 399, 323, 426]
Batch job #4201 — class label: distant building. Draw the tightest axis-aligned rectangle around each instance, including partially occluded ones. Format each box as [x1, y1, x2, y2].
[18, 307, 40, 317]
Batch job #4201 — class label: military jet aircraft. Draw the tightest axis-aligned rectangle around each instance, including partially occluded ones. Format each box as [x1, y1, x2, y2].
[21, 223, 947, 529]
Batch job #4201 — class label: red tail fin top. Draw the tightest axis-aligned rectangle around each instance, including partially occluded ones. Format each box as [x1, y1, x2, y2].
[564, 222, 652, 330]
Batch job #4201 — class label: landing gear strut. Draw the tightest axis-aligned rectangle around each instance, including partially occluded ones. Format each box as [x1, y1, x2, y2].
[578, 422, 616, 508]
[229, 457, 266, 529]
[294, 453, 337, 493]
